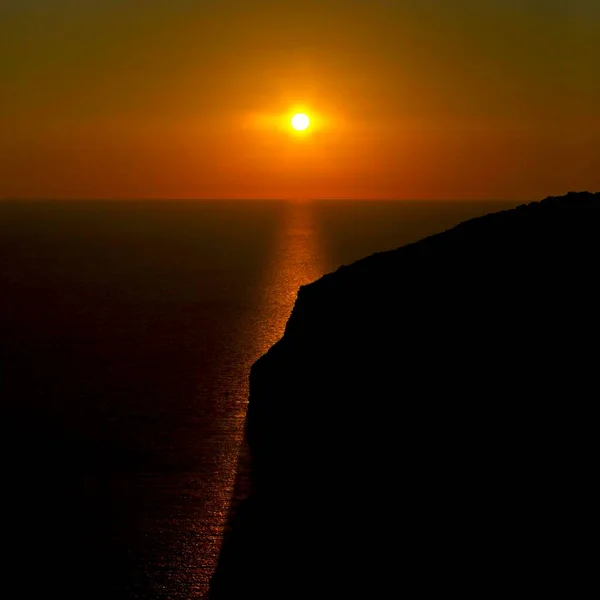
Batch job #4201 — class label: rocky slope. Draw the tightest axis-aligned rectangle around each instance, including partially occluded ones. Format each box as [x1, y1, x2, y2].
[209, 192, 599, 598]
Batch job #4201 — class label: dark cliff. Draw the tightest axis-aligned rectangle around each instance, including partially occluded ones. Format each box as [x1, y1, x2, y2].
[210, 192, 599, 598]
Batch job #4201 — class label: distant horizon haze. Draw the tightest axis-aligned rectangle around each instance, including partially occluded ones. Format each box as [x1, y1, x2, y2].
[0, 194, 595, 204]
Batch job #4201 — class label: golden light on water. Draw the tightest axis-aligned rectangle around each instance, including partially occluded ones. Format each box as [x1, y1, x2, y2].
[255, 201, 325, 352]
[192, 201, 326, 597]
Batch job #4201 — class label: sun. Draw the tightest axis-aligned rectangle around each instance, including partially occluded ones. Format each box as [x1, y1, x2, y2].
[291, 113, 310, 131]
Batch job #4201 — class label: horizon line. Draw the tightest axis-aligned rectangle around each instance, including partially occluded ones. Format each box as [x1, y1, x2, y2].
[0, 196, 545, 203]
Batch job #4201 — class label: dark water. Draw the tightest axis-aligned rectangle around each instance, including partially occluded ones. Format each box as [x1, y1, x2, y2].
[0, 199, 516, 598]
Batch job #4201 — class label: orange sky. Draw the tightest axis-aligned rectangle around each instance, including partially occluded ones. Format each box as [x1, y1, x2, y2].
[1, 0, 598, 200]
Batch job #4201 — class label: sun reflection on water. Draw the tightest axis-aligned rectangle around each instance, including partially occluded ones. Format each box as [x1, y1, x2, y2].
[191, 200, 325, 598]
[254, 200, 326, 355]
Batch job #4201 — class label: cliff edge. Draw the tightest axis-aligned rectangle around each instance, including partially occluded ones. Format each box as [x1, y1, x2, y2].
[210, 192, 599, 598]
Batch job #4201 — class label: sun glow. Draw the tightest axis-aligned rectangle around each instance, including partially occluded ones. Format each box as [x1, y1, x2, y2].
[291, 113, 311, 131]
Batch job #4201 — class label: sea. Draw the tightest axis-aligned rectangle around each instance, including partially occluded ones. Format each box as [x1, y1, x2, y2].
[0, 199, 517, 598]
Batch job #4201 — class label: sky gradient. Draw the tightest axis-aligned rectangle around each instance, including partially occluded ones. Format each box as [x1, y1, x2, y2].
[1, 0, 598, 200]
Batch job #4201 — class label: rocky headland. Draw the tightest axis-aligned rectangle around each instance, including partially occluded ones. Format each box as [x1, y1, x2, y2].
[209, 192, 599, 598]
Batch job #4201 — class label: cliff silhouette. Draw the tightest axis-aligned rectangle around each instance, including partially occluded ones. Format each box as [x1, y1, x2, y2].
[209, 192, 599, 598]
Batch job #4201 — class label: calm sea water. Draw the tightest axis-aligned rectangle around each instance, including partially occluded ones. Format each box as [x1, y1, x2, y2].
[0, 199, 516, 598]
